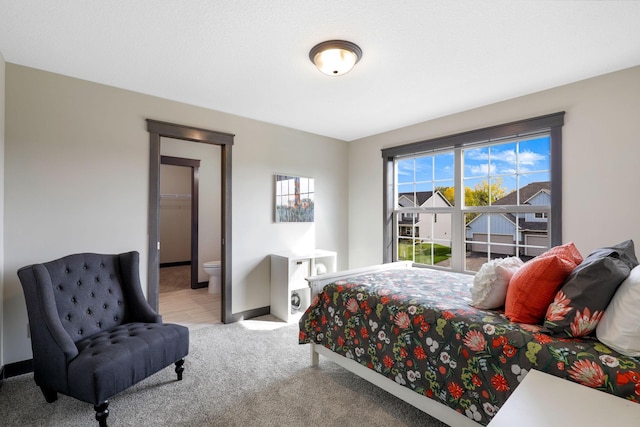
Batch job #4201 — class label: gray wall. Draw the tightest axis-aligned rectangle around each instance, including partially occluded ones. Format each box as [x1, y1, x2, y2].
[3, 60, 639, 367]
[3, 64, 349, 364]
[348, 65, 640, 268]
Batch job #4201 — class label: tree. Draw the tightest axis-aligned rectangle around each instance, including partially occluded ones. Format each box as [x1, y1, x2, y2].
[466, 178, 508, 206]
[438, 186, 455, 206]
[436, 179, 508, 223]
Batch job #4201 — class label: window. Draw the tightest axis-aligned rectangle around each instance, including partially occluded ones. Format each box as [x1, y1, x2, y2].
[382, 112, 564, 272]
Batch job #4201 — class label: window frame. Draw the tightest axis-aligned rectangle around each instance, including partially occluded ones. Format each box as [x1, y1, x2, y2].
[381, 112, 565, 268]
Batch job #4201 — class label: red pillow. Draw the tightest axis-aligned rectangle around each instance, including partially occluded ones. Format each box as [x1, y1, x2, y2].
[505, 243, 582, 324]
[543, 242, 583, 265]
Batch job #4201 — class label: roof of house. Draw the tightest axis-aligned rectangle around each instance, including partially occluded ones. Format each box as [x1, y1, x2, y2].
[493, 181, 551, 206]
[497, 182, 550, 232]
[516, 216, 549, 232]
[398, 191, 433, 207]
[465, 181, 551, 232]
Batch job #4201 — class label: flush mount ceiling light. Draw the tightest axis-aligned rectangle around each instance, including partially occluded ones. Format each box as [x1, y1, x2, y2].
[309, 40, 363, 76]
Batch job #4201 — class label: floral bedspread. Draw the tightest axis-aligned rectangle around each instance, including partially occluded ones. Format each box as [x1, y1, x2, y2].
[298, 268, 640, 425]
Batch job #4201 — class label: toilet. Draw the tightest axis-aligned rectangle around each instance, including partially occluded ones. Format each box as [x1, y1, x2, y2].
[203, 260, 221, 294]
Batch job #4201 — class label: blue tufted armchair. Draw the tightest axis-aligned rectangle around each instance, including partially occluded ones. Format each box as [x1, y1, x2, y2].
[17, 251, 189, 427]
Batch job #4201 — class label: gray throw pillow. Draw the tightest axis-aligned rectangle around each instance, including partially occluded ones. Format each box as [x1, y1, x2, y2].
[543, 240, 638, 337]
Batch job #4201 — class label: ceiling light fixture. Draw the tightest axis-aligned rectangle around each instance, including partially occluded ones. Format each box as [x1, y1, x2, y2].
[309, 40, 362, 76]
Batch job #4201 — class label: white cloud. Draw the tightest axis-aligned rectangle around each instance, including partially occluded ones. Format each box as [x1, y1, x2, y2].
[518, 150, 546, 165]
[467, 163, 496, 176]
[466, 147, 547, 171]
[490, 149, 516, 163]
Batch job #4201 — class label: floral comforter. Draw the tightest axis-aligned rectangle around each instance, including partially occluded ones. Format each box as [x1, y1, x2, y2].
[298, 268, 640, 426]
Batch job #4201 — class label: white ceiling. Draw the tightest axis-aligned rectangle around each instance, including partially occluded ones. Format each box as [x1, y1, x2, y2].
[1, 1, 639, 141]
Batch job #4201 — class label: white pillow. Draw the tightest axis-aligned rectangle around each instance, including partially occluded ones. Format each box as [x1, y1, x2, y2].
[596, 265, 640, 356]
[470, 257, 524, 309]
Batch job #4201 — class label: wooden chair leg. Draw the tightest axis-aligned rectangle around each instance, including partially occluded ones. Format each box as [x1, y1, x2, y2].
[94, 401, 109, 427]
[175, 359, 185, 381]
[40, 386, 58, 403]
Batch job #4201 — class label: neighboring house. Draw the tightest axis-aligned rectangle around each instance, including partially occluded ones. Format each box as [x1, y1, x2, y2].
[465, 182, 550, 256]
[398, 191, 452, 244]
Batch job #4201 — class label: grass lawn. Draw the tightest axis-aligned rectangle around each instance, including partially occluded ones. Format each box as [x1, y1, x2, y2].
[398, 242, 451, 264]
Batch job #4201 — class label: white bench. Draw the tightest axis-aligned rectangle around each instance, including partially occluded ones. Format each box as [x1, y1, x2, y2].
[488, 369, 640, 427]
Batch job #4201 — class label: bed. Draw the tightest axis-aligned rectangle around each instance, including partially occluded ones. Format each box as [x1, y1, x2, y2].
[298, 261, 640, 426]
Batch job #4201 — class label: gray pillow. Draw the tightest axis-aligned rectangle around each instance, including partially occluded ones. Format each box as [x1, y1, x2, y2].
[588, 239, 639, 270]
[543, 240, 638, 337]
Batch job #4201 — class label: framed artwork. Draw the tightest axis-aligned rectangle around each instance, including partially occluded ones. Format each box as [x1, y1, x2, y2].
[274, 174, 314, 222]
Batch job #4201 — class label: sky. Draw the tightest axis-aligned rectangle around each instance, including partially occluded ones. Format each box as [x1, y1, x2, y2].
[397, 135, 551, 196]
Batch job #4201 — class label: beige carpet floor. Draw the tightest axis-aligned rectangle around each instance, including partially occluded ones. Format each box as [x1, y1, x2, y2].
[0, 316, 451, 427]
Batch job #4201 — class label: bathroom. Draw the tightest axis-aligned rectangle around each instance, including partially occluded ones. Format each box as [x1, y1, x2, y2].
[158, 137, 222, 324]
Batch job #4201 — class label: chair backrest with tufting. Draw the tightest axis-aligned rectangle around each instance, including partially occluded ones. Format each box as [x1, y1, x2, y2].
[39, 253, 130, 342]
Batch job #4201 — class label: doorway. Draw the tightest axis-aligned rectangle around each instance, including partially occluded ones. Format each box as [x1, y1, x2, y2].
[160, 156, 200, 290]
[147, 119, 234, 324]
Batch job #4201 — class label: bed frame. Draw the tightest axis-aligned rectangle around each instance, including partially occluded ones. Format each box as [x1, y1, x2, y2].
[305, 261, 480, 427]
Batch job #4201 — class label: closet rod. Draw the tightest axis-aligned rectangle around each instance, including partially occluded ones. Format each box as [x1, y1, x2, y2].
[160, 193, 192, 199]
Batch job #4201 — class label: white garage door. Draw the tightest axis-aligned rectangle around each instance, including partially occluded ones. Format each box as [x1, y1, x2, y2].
[525, 235, 549, 257]
[471, 234, 515, 255]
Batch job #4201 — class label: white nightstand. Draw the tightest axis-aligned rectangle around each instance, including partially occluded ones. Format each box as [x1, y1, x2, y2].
[488, 369, 640, 427]
[270, 250, 336, 323]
